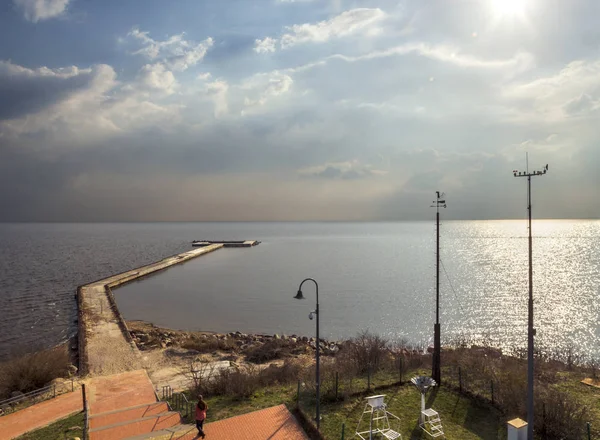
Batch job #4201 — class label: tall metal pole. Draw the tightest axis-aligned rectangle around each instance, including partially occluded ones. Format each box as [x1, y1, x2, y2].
[513, 162, 548, 440]
[432, 191, 445, 385]
[527, 174, 534, 440]
[296, 278, 320, 430]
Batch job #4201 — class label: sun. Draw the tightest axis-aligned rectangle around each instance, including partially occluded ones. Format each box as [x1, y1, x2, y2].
[491, 0, 528, 19]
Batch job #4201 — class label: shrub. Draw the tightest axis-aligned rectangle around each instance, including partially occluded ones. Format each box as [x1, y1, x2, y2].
[535, 389, 588, 440]
[0, 346, 70, 400]
[209, 365, 260, 399]
[258, 359, 304, 386]
[181, 336, 238, 354]
[338, 330, 389, 374]
[245, 339, 295, 364]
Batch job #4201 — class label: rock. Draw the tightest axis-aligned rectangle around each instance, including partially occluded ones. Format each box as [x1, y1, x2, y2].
[160, 342, 167, 349]
[274, 334, 281, 340]
[290, 338, 297, 344]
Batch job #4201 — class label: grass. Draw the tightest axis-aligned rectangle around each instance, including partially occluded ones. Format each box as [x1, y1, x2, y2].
[553, 371, 600, 438]
[14, 412, 84, 440]
[173, 368, 508, 439]
[313, 368, 507, 440]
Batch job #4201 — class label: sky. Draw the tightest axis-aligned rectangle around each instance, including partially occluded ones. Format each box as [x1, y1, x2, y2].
[1, 0, 599, 221]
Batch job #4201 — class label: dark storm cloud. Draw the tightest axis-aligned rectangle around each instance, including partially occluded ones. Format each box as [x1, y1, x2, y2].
[0, 61, 95, 119]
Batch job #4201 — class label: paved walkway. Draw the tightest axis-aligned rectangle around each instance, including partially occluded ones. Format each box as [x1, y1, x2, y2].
[2, 370, 157, 439]
[80, 245, 223, 376]
[87, 370, 157, 416]
[202, 405, 308, 440]
[1, 390, 82, 440]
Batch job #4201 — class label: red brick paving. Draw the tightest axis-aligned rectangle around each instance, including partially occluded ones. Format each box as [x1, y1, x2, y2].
[88, 370, 157, 416]
[200, 405, 308, 440]
[0, 390, 82, 440]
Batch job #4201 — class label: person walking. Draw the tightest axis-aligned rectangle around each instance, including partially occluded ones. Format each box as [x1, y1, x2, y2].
[195, 395, 208, 439]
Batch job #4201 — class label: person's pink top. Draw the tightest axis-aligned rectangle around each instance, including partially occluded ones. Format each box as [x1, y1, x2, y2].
[196, 404, 207, 421]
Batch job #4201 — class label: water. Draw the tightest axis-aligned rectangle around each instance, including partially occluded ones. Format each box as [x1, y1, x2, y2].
[1, 221, 599, 361]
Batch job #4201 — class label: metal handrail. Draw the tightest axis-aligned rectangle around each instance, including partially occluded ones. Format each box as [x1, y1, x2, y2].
[0, 384, 56, 410]
[161, 385, 194, 420]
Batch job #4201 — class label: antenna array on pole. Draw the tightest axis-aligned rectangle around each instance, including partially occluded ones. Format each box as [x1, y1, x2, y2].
[431, 191, 446, 385]
[512, 157, 549, 440]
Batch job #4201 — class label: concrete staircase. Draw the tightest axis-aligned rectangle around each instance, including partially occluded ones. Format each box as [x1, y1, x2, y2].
[88, 401, 197, 440]
[84, 370, 199, 440]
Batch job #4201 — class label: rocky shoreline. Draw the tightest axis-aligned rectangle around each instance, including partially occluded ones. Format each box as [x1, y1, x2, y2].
[126, 320, 343, 357]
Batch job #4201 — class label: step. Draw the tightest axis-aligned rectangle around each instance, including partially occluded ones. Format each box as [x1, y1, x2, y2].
[90, 402, 170, 429]
[89, 411, 182, 440]
[124, 424, 198, 440]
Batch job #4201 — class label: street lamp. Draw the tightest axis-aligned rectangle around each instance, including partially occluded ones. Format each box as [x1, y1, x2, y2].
[294, 277, 320, 430]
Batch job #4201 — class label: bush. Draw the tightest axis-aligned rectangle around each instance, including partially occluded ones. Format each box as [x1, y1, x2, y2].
[339, 330, 389, 374]
[181, 336, 238, 354]
[0, 346, 70, 400]
[258, 359, 304, 386]
[245, 339, 296, 364]
[536, 389, 588, 440]
[209, 365, 260, 399]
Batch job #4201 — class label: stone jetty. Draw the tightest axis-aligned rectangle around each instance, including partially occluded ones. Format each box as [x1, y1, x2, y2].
[77, 245, 223, 376]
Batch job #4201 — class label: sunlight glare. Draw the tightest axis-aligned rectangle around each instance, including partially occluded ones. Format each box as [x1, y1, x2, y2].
[492, 0, 528, 19]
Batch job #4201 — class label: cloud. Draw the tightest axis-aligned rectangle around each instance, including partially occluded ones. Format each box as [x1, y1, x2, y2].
[0, 61, 185, 144]
[256, 8, 386, 52]
[136, 63, 177, 94]
[504, 59, 600, 121]
[329, 44, 534, 71]
[13, 0, 70, 22]
[299, 160, 386, 179]
[205, 80, 229, 117]
[0, 60, 95, 119]
[242, 72, 293, 109]
[127, 28, 214, 71]
[254, 37, 277, 53]
[281, 8, 386, 48]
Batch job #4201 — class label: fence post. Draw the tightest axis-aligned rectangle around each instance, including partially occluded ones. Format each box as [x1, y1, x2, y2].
[587, 422, 591, 440]
[399, 357, 403, 385]
[335, 372, 339, 401]
[71, 378, 74, 393]
[458, 367, 462, 393]
[296, 380, 300, 409]
[53, 385, 56, 399]
[490, 380, 494, 405]
[341, 422, 345, 439]
[82, 384, 87, 413]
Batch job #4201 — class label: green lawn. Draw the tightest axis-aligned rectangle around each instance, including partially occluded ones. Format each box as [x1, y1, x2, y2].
[184, 370, 508, 439]
[15, 412, 84, 440]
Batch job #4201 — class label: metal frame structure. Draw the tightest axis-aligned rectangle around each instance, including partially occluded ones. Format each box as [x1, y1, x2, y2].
[355, 395, 402, 440]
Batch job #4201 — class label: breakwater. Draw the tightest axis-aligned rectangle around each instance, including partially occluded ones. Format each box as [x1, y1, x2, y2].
[77, 245, 223, 376]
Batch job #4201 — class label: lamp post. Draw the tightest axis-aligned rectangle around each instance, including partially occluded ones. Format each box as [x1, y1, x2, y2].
[513, 160, 548, 440]
[294, 278, 320, 430]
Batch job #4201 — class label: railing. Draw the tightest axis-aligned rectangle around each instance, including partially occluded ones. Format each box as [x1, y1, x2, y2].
[0, 385, 56, 415]
[161, 385, 195, 422]
[82, 383, 89, 440]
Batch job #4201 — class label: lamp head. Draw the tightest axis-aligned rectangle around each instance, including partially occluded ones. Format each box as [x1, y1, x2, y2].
[294, 290, 305, 300]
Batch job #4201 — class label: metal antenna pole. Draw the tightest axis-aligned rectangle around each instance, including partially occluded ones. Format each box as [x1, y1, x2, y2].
[431, 191, 446, 385]
[513, 161, 548, 440]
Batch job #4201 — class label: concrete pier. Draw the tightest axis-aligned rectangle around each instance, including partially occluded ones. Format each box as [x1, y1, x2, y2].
[192, 240, 260, 248]
[77, 245, 223, 377]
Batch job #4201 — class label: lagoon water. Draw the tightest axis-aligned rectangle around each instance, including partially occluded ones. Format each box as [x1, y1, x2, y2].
[1, 221, 599, 361]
